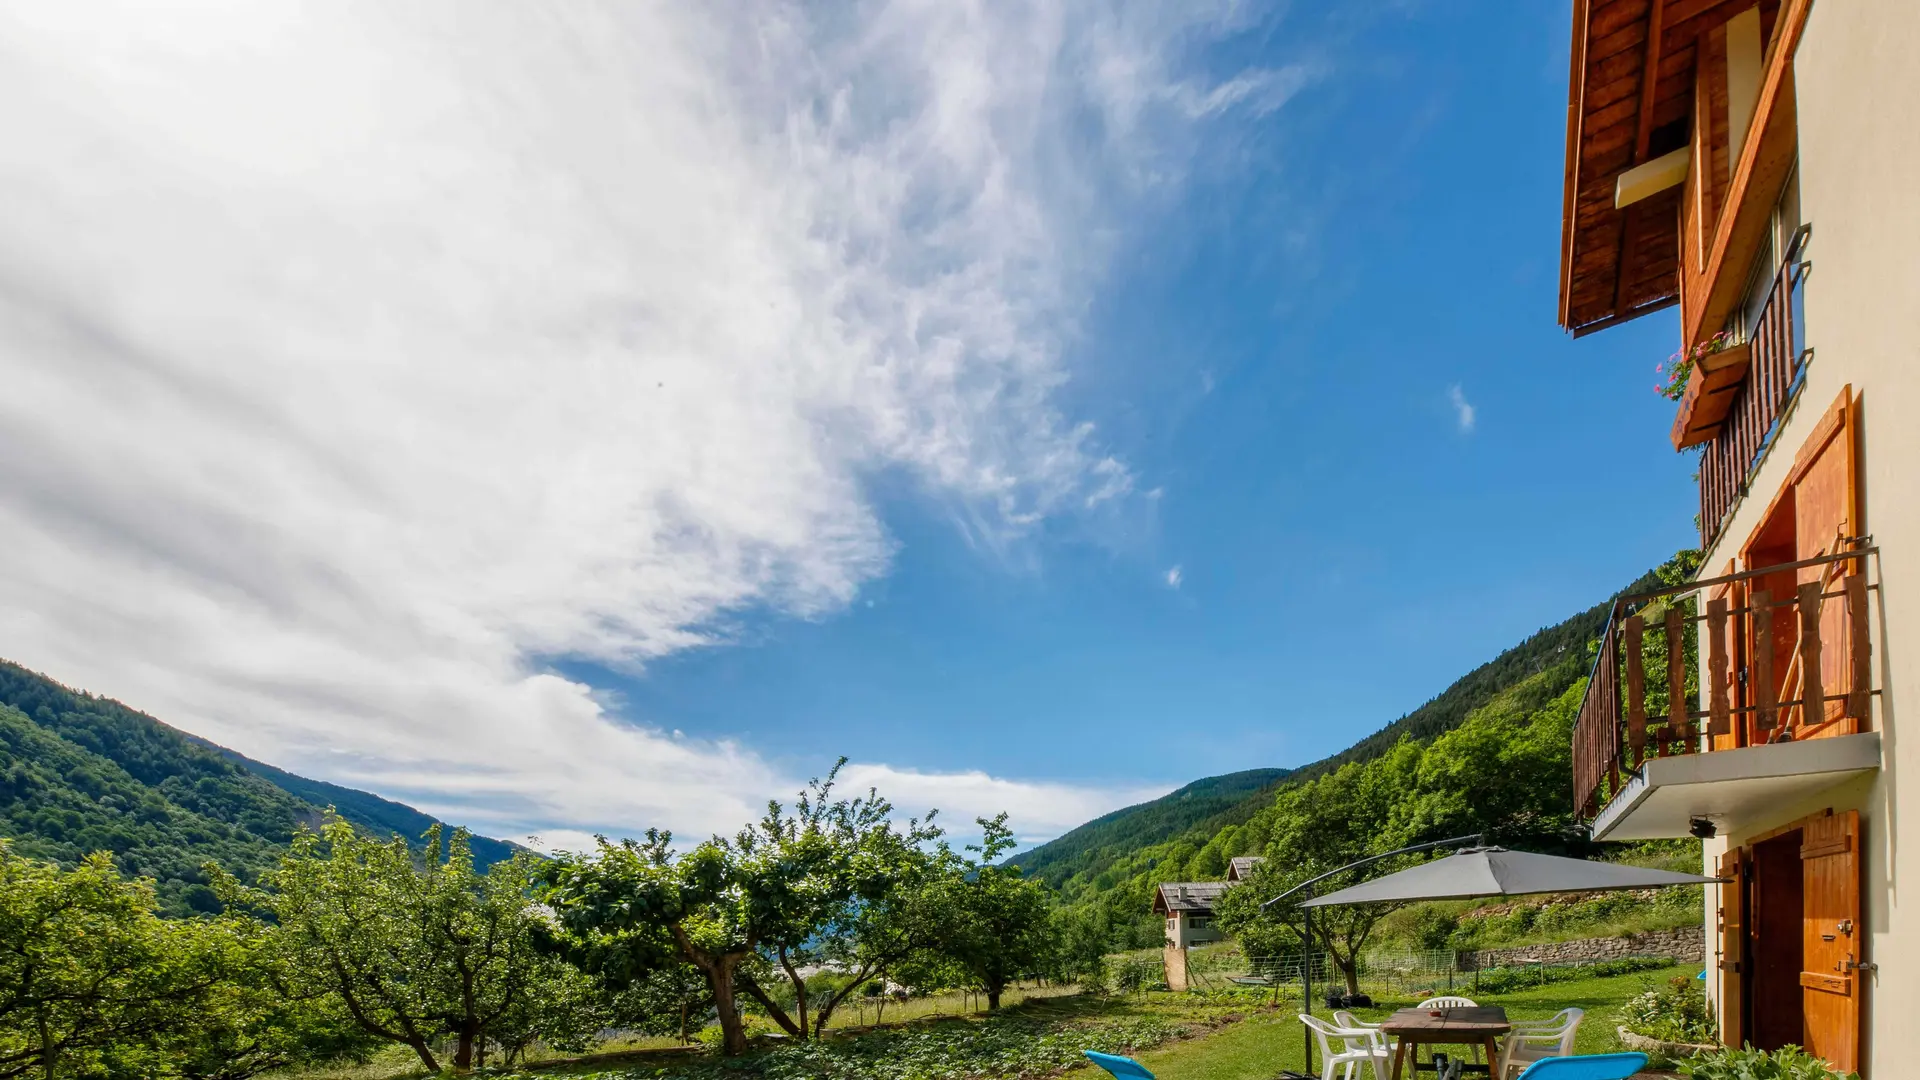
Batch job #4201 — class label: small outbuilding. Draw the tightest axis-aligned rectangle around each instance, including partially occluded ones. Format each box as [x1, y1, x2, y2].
[1151, 881, 1229, 948]
[1225, 856, 1265, 882]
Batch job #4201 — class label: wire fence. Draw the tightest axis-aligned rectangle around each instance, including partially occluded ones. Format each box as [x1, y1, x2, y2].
[1186, 947, 1683, 1002]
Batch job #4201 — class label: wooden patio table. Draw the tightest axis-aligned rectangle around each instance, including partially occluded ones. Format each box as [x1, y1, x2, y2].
[1379, 1006, 1511, 1080]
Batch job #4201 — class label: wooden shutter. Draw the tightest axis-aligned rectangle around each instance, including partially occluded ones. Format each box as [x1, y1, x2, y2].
[1800, 810, 1862, 1073]
[1790, 388, 1858, 735]
[1709, 578, 1743, 750]
[1716, 848, 1745, 1049]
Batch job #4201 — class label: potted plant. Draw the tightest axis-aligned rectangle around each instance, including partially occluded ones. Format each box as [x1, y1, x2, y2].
[1681, 1045, 1860, 1080]
[1657, 331, 1737, 401]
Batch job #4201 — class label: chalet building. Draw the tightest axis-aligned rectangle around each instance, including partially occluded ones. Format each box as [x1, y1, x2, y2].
[1558, 0, 1916, 1073]
[1154, 882, 1229, 949]
[1226, 856, 1266, 882]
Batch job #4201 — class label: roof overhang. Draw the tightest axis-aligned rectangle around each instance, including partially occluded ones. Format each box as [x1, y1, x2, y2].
[1590, 733, 1880, 841]
[1559, 0, 1770, 335]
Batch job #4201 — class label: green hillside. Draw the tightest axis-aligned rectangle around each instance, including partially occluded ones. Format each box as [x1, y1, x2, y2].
[0, 659, 517, 914]
[1009, 768, 1292, 888]
[1044, 554, 1694, 950]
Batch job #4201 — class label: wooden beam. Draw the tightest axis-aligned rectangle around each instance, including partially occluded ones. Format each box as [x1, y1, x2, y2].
[1666, 606, 1688, 738]
[1846, 575, 1871, 722]
[1561, 0, 1595, 329]
[1627, 615, 1647, 756]
[1798, 580, 1824, 729]
[1708, 596, 1731, 735]
[1753, 589, 1776, 731]
[1635, 0, 1669, 160]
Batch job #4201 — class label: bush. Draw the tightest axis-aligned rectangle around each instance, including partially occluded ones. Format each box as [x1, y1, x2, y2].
[1681, 1044, 1858, 1080]
[1620, 976, 1715, 1044]
[1407, 907, 1458, 951]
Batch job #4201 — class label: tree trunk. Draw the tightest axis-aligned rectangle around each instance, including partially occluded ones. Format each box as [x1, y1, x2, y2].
[737, 974, 804, 1038]
[679, 1000, 689, 1045]
[986, 981, 1004, 1010]
[709, 959, 749, 1056]
[454, 1029, 475, 1071]
[38, 1011, 55, 1080]
[778, 948, 809, 1039]
[810, 965, 875, 1036]
[405, 1037, 441, 1074]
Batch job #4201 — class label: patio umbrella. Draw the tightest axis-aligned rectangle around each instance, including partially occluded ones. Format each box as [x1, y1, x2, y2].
[1299, 845, 1723, 907]
[1271, 840, 1721, 1078]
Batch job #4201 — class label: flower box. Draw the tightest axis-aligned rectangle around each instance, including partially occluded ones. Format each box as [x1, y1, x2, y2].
[1669, 339, 1752, 450]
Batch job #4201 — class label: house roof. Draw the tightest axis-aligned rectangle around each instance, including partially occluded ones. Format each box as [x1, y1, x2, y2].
[1226, 857, 1265, 882]
[1152, 881, 1230, 915]
[1559, 0, 1782, 334]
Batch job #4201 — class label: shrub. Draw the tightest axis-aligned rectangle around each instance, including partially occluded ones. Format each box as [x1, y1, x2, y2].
[1681, 1044, 1858, 1080]
[1620, 975, 1715, 1045]
[1406, 907, 1459, 951]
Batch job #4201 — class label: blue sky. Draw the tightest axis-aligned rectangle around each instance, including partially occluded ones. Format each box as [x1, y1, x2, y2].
[1, 1, 1694, 847]
[586, 3, 1696, 825]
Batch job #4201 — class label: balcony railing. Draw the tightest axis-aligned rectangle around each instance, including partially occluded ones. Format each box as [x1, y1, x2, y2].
[1573, 547, 1879, 821]
[1698, 225, 1811, 549]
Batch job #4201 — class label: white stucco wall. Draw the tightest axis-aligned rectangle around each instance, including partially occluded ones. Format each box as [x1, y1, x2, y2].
[1694, 2, 1920, 1072]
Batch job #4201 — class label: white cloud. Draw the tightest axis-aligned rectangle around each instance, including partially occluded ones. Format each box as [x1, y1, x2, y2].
[1448, 384, 1477, 433]
[1165, 565, 1184, 589]
[0, 1, 1302, 842]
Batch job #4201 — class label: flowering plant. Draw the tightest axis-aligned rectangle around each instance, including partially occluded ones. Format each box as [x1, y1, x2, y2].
[1656, 332, 1735, 401]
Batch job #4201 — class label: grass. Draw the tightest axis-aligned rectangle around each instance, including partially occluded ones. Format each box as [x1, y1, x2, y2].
[274, 964, 1696, 1080]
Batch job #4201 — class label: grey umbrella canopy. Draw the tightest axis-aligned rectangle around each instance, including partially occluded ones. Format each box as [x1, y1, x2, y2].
[1299, 846, 1723, 907]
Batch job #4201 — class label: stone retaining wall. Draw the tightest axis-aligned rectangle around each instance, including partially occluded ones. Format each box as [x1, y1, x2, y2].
[1466, 926, 1703, 970]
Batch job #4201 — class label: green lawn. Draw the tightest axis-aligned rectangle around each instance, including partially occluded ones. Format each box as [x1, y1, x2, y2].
[283, 964, 1696, 1080]
[1136, 963, 1696, 1079]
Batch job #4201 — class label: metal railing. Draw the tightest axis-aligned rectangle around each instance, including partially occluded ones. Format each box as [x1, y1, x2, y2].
[1698, 224, 1811, 548]
[1573, 546, 1878, 821]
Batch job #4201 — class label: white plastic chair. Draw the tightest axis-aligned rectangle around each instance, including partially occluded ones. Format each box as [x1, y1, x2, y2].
[1498, 1008, 1584, 1079]
[1414, 997, 1482, 1066]
[1333, 1010, 1397, 1053]
[1300, 1014, 1391, 1080]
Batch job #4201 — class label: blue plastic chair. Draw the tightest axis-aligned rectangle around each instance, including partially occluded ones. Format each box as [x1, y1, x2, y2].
[1083, 1050, 1155, 1080]
[1514, 1053, 1649, 1079]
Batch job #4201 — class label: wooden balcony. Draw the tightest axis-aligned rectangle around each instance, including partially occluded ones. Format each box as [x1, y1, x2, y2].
[1686, 224, 1809, 548]
[1574, 547, 1879, 823]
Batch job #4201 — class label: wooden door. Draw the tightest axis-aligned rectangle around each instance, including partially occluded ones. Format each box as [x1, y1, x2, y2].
[1789, 389, 1858, 735]
[1716, 848, 1745, 1049]
[1800, 811, 1862, 1073]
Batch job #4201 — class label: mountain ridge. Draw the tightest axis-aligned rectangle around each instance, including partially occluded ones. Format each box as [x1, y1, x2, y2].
[0, 658, 520, 914]
[1008, 767, 1292, 887]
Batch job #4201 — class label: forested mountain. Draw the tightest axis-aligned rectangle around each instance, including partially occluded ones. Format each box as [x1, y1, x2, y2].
[1008, 767, 1292, 888]
[1043, 554, 1693, 949]
[0, 659, 518, 914]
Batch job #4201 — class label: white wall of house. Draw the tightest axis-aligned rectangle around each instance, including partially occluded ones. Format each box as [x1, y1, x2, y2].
[1697, 3, 1920, 1071]
[1166, 911, 1225, 949]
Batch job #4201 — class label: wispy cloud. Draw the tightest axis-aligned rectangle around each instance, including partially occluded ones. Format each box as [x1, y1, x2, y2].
[0, 1, 1299, 841]
[1165, 565, 1185, 589]
[1448, 384, 1477, 433]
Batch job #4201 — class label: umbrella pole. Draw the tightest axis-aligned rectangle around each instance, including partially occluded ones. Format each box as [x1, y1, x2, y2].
[1302, 904, 1314, 1076]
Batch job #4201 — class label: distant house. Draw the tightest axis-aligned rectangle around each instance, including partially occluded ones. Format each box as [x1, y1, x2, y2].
[1225, 856, 1264, 882]
[1151, 881, 1228, 949]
